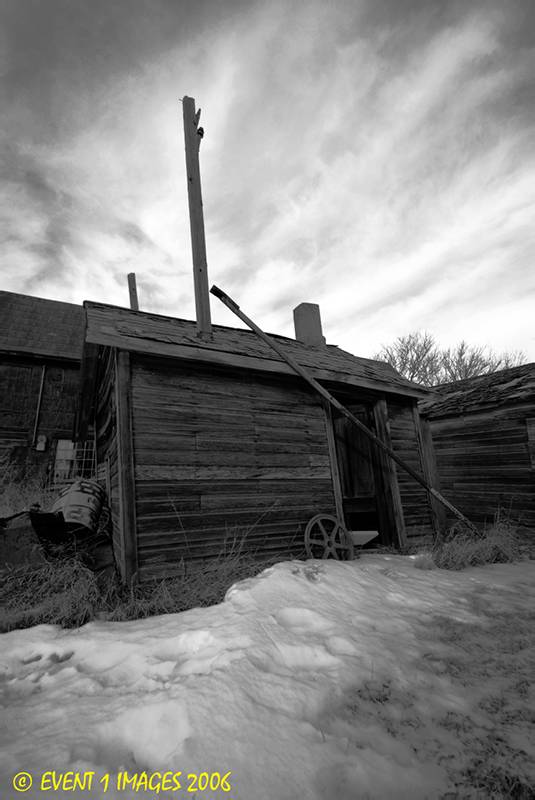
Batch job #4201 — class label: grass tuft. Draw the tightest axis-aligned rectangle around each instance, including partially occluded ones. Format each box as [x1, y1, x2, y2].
[102, 547, 285, 623]
[461, 760, 535, 799]
[1, 531, 289, 632]
[1, 481, 295, 632]
[413, 511, 526, 571]
[0, 556, 100, 631]
[412, 553, 436, 570]
[0, 472, 54, 518]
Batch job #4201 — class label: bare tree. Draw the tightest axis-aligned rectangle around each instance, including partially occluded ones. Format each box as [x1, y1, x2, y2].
[441, 341, 526, 382]
[374, 332, 526, 386]
[441, 341, 493, 382]
[496, 350, 527, 370]
[374, 331, 442, 385]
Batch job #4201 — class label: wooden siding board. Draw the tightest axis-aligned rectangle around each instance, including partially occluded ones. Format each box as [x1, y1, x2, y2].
[0, 361, 79, 438]
[321, 401, 345, 521]
[0, 358, 82, 480]
[414, 409, 444, 535]
[115, 350, 138, 582]
[138, 524, 307, 553]
[92, 349, 124, 575]
[135, 464, 332, 481]
[131, 356, 336, 567]
[372, 398, 406, 547]
[526, 419, 535, 470]
[387, 400, 434, 540]
[137, 501, 332, 530]
[135, 477, 331, 496]
[427, 409, 535, 527]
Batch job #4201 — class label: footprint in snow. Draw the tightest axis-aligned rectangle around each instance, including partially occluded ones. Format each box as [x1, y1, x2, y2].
[249, 641, 341, 674]
[274, 607, 333, 635]
[155, 629, 251, 676]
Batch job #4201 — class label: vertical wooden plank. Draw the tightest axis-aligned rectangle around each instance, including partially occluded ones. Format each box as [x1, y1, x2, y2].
[115, 349, 138, 583]
[526, 418, 535, 470]
[414, 406, 446, 535]
[127, 273, 139, 311]
[31, 364, 46, 446]
[373, 397, 407, 548]
[322, 400, 345, 521]
[75, 343, 100, 442]
[183, 96, 212, 336]
[104, 454, 111, 500]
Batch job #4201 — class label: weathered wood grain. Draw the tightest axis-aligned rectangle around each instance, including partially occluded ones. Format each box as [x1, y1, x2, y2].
[135, 464, 332, 481]
[373, 397, 407, 547]
[320, 401, 345, 522]
[135, 477, 331, 496]
[115, 350, 137, 582]
[425, 408, 535, 527]
[128, 355, 336, 568]
[85, 303, 427, 398]
[414, 408, 444, 535]
[387, 400, 433, 540]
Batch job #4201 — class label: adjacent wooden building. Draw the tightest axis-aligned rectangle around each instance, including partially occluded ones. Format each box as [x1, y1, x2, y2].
[0, 291, 89, 486]
[420, 364, 535, 532]
[77, 300, 437, 582]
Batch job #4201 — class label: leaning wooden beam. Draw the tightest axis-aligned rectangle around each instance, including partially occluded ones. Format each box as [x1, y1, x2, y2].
[31, 364, 46, 446]
[210, 284, 479, 535]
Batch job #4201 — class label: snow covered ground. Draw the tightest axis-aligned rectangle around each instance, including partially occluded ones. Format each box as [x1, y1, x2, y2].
[1, 554, 534, 799]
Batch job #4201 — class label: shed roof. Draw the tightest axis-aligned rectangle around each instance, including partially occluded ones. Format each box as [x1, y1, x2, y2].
[420, 363, 535, 418]
[84, 301, 429, 398]
[0, 291, 85, 362]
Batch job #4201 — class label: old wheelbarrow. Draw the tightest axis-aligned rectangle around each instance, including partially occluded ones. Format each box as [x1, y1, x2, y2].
[304, 514, 379, 561]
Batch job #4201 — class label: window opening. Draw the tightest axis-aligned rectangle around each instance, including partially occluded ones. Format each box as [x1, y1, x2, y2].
[48, 439, 96, 489]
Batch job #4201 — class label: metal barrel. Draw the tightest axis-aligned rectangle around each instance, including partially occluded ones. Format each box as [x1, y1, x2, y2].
[51, 479, 105, 533]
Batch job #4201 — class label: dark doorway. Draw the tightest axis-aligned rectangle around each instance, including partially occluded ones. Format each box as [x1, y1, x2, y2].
[332, 404, 383, 546]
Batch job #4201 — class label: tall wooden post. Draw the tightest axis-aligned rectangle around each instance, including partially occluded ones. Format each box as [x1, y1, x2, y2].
[182, 95, 212, 336]
[127, 273, 139, 311]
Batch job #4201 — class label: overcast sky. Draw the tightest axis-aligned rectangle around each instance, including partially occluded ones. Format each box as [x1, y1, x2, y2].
[2, 0, 534, 359]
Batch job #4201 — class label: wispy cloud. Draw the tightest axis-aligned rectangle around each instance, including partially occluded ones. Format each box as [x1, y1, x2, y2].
[2, 0, 534, 358]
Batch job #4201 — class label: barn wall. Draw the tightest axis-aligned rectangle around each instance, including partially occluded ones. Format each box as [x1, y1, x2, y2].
[387, 399, 435, 544]
[130, 355, 336, 579]
[94, 347, 124, 575]
[0, 357, 80, 482]
[427, 405, 535, 528]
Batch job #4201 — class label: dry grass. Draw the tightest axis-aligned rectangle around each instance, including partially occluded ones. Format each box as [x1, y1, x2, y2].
[1, 480, 297, 632]
[413, 511, 526, 571]
[0, 472, 54, 518]
[412, 552, 436, 570]
[101, 547, 285, 623]
[0, 530, 291, 632]
[0, 557, 100, 631]
[2, 475, 529, 634]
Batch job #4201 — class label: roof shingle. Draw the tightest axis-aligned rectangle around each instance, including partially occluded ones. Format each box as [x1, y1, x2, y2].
[84, 301, 428, 397]
[420, 363, 535, 418]
[0, 291, 85, 361]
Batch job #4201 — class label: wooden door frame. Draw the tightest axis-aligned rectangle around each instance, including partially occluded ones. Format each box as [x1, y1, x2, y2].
[322, 393, 407, 549]
[115, 349, 138, 584]
[372, 397, 407, 548]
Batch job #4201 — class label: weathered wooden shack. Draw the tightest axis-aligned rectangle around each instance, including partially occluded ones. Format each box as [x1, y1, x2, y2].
[0, 291, 89, 486]
[76, 300, 437, 582]
[420, 364, 535, 531]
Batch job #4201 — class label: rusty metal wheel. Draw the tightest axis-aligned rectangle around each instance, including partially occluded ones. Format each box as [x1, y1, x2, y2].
[304, 514, 355, 561]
